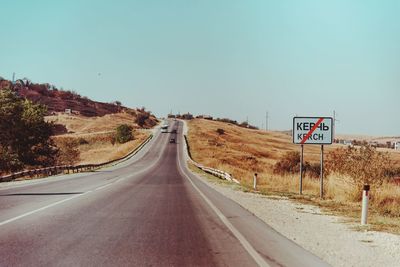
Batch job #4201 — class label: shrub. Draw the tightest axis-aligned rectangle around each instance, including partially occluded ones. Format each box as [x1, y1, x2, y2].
[115, 124, 133, 144]
[273, 151, 322, 178]
[273, 151, 301, 175]
[77, 137, 89, 145]
[135, 112, 149, 127]
[216, 128, 225, 135]
[305, 163, 321, 179]
[56, 138, 80, 165]
[326, 145, 391, 188]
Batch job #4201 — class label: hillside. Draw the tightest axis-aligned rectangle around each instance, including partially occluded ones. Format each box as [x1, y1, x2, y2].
[187, 119, 341, 180]
[0, 76, 159, 169]
[187, 119, 400, 177]
[187, 118, 400, 233]
[1, 77, 124, 117]
[47, 112, 146, 135]
[50, 112, 152, 165]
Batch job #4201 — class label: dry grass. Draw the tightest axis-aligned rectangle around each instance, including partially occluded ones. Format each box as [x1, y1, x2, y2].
[46, 111, 142, 134]
[50, 112, 151, 165]
[79, 131, 148, 164]
[187, 119, 400, 234]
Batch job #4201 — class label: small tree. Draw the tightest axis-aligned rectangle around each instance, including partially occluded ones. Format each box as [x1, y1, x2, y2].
[0, 88, 57, 173]
[115, 124, 133, 144]
[135, 112, 150, 127]
[273, 151, 301, 175]
[216, 128, 225, 135]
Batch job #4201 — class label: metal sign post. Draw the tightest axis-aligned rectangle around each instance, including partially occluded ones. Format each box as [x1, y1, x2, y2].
[320, 145, 324, 199]
[300, 144, 304, 195]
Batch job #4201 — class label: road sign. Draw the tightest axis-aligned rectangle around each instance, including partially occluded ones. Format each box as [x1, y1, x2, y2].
[293, 117, 333, 145]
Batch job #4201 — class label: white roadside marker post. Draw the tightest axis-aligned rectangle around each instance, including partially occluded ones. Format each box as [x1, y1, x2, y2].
[361, 184, 370, 225]
[253, 173, 257, 191]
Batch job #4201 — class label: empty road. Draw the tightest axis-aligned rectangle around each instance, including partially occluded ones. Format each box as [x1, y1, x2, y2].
[0, 121, 328, 266]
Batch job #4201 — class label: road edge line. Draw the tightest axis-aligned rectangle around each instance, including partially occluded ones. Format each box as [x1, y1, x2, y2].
[176, 134, 270, 267]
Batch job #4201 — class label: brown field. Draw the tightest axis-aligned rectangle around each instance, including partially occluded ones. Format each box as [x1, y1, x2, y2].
[187, 119, 400, 233]
[48, 112, 152, 165]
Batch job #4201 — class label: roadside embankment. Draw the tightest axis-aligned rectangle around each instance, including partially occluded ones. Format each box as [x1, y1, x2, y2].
[191, 167, 400, 267]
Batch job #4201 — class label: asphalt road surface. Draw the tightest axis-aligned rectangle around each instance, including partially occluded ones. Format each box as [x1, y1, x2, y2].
[0, 121, 329, 267]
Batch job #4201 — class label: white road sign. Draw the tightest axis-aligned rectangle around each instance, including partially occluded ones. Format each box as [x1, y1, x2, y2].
[293, 117, 333, 145]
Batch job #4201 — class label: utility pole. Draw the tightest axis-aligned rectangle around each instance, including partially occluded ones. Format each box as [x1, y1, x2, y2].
[333, 110, 339, 140]
[12, 72, 15, 84]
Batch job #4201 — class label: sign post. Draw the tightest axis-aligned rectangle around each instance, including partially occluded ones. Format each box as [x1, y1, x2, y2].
[320, 145, 324, 198]
[293, 117, 333, 198]
[300, 144, 304, 195]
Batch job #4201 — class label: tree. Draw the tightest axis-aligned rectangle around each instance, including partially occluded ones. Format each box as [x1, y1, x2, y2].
[0, 88, 57, 173]
[115, 124, 133, 144]
[135, 112, 150, 127]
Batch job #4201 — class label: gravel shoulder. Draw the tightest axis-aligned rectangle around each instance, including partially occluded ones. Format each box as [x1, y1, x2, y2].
[194, 171, 400, 267]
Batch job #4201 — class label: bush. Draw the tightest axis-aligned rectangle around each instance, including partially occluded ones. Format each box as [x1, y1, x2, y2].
[305, 163, 321, 179]
[326, 145, 391, 188]
[115, 124, 133, 144]
[273, 151, 301, 175]
[56, 138, 80, 165]
[273, 151, 322, 178]
[77, 137, 89, 145]
[135, 112, 150, 127]
[216, 128, 225, 135]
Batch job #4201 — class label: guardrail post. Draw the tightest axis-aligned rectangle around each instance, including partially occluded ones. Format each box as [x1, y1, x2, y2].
[253, 173, 258, 190]
[361, 184, 370, 225]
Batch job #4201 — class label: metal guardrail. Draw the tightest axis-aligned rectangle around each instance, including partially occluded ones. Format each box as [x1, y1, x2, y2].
[184, 135, 240, 184]
[0, 134, 153, 182]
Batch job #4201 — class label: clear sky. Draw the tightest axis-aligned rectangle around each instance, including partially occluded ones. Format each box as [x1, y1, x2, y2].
[1, 0, 399, 136]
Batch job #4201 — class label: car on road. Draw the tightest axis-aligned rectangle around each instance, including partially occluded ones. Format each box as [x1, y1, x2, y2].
[169, 138, 176, 143]
[161, 125, 168, 133]
[172, 129, 177, 133]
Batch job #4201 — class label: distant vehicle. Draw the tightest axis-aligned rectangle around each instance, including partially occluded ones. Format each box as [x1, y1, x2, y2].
[172, 129, 177, 133]
[169, 138, 176, 143]
[161, 124, 168, 133]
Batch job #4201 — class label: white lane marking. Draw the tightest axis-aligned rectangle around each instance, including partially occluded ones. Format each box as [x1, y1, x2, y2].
[0, 178, 121, 227]
[0, 193, 86, 227]
[0, 133, 169, 228]
[94, 183, 113, 191]
[177, 131, 270, 267]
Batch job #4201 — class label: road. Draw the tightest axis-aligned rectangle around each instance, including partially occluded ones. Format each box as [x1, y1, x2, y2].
[0, 120, 329, 267]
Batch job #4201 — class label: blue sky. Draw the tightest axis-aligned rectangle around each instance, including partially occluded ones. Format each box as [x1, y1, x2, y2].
[1, 0, 399, 135]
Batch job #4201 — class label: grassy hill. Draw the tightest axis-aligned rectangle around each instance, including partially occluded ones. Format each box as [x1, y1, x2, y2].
[48, 112, 152, 165]
[187, 118, 400, 233]
[0, 76, 158, 169]
[187, 119, 400, 180]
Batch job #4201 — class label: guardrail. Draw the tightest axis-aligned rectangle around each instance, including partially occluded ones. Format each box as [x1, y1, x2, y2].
[183, 135, 240, 184]
[0, 134, 153, 182]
